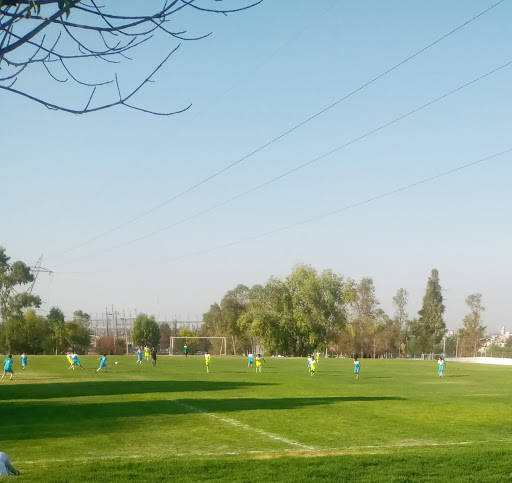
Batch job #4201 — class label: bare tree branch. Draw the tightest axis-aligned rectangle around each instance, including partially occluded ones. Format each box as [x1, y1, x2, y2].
[0, 0, 261, 114]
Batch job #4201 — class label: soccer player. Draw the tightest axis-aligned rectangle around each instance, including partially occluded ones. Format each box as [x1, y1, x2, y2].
[144, 346, 150, 362]
[136, 347, 143, 364]
[21, 352, 28, 370]
[184, 344, 188, 357]
[67, 351, 75, 370]
[1, 355, 14, 381]
[0, 452, 19, 476]
[354, 357, 360, 380]
[96, 354, 107, 373]
[438, 357, 445, 378]
[73, 352, 84, 369]
[151, 347, 157, 367]
[255, 354, 265, 373]
[204, 351, 211, 373]
[248, 351, 253, 368]
[310, 358, 317, 376]
[307, 354, 313, 373]
[315, 350, 321, 365]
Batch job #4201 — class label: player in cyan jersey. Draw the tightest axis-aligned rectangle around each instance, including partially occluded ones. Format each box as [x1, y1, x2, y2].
[1, 355, 14, 380]
[73, 352, 84, 369]
[438, 357, 445, 378]
[96, 354, 107, 373]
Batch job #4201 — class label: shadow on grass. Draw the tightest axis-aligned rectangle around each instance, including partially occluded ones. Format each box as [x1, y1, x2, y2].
[0, 396, 405, 441]
[0, 380, 270, 401]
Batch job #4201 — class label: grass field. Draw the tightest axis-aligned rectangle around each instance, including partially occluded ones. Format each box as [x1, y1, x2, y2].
[1, 355, 512, 482]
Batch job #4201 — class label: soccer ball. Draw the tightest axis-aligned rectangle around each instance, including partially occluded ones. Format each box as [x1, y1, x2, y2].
[115, 361, 118, 365]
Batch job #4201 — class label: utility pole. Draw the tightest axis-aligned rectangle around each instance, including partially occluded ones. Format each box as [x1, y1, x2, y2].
[112, 305, 118, 337]
[105, 307, 109, 335]
[123, 309, 128, 355]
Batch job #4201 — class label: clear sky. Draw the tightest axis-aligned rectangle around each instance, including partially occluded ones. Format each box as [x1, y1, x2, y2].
[2, 0, 511, 332]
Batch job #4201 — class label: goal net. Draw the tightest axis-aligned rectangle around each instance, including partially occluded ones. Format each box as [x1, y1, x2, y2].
[421, 353, 444, 361]
[169, 336, 227, 356]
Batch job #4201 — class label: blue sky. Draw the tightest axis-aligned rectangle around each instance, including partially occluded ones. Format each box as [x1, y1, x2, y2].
[2, 0, 511, 331]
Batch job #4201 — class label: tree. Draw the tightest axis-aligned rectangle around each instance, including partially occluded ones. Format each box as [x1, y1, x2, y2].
[202, 303, 222, 337]
[0, 0, 260, 114]
[393, 288, 408, 356]
[0, 246, 41, 321]
[67, 310, 91, 353]
[21, 309, 49, 354]
[416, 269, 446, 353]
[96, 334, 125, 355]
[238, 279, 294, 356]
[159, 322, 172, 351]
[132, 313, 160, 348]
[220, 284, 249, 355]
[46, 306, 68, 354]
[373, 311, 400, 358]
[351, 277, 379, 357]
[458, 293, 486, 357]
[239, 266, 354, 357]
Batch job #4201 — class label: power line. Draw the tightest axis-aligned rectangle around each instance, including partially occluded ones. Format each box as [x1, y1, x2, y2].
[164, 147, 512, 264]
[48, 0, 506, 261]
[101, 58, 512, 251]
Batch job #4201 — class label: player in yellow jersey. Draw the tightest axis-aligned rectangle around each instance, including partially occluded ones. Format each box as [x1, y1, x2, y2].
[255, 354, 266, 373]
[204, 351, 211, 373]
[66, 351, 74, 370]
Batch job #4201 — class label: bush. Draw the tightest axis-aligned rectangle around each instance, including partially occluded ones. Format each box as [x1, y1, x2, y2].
[96, 335, 126, 355]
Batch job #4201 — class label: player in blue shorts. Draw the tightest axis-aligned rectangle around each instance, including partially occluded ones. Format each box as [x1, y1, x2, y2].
[21, 352, 28, 370]
[73, 352, 85, 369]
[354, 357, 360, 380]
[248, 351, 253, 368]
[1, 355, 14, 380]
[136, 347, 143, 364]
[438, 357, 445, 378]
[96, 354, 107, 373]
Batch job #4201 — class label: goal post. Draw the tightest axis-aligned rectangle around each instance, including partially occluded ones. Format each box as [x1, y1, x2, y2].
[169, 336, 227, 356]
[421, 353, 445, 361]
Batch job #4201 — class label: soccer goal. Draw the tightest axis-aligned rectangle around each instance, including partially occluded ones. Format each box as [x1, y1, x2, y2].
[169, 336, 227, 355]
[421, 353, 445, 361]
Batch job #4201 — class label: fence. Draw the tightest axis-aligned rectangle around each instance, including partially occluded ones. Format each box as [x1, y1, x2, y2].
[446, 357, 512, 366]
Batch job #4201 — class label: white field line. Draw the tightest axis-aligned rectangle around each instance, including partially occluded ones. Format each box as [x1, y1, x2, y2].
[17, 438, 512, 465]
[168, 398, 317, 451]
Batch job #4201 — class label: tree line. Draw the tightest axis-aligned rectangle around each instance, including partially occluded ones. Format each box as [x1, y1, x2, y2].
[202, 265, 490, 358]
[0, 246, 496, 356]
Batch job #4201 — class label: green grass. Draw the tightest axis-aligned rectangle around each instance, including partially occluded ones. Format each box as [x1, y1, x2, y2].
[1, 355, 511, 482]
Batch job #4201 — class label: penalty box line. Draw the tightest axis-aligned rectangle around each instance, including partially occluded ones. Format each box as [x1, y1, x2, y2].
[168, 399, 317, 451]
